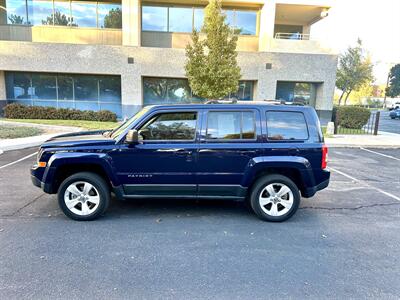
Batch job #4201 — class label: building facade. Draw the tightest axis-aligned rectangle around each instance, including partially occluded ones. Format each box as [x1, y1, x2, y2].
[0, 0, 337, 122]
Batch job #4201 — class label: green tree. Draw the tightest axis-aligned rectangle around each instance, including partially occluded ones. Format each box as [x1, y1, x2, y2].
[185, 0, 241, 99]
[104, 8, 122, 28]
[336, 39, 374, 105]
[8, 14, 24, 24]
[42, 11, 76, 26]
[386, 64, 400, 98]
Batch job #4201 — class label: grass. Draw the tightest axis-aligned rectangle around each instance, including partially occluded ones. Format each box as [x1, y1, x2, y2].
[0, 125, 43, 139]
[3, 119, 119, 131]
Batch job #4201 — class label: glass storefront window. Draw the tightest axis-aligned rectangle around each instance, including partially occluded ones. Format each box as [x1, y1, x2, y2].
[193, 8, 204, 31]
[71, 1, 97, 27]
[74, 75, 98, 101]
[168, 7, 193, 33]
[5, 1, 121, 28]
[5, 72, 122, 116]
[98, 2, 122, 29]
[142, 6, 168, 31]
[235, 11, 257, 35]
[99, 76, 121, 102]
[31, 73, 57, 100]
[276, 81, 316, 106]
[143, 78, 254, 105]
[6, 73, 31, 100]
[53, 0, 73, 26]
[29, 0, 54, 25]
[57, 75, 74, 100]
[5, 0, 28, 25]
[142, 6, 257, 35]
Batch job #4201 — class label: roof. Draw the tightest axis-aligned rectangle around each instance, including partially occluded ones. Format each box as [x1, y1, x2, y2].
[147, 101, 313, 111]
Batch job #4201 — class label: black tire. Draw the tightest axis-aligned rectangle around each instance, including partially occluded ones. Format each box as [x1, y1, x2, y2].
[58, 172, 110, 221]
[250, 174, 300, 222]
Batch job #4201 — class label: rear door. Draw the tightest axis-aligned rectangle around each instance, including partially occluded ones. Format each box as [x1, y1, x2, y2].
[196, 108, 262, 199]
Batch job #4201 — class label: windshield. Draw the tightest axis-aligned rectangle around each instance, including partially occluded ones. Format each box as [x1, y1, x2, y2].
[110, 107, 150, 139]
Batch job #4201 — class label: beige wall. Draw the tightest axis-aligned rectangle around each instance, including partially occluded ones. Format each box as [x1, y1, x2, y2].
[0, 71, 6, 100]
[141, 31, 259, 52]
[0, 41, 336, 117]
[0, 25, 122, 45]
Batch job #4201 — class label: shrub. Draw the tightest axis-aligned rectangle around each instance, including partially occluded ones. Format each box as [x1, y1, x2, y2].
[335, 106, 370, 129]
[3, 104, 117, 122]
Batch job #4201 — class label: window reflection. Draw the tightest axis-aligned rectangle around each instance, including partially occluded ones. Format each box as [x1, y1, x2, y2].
[276, 81, 316, 106]
[169, 7, 192, 32]
[5, 72, 122, 117]
[4, 0, 122, 28]
[29, 0, 54, 25]
[235, 11, 257, 35]
[5, 0, 28, 24]
[71, 1, 97, 27]
[98, 3, 122, 28]
[53, 0, 74, 26]
[193, 8, 204, 31]
[266, 111, 309, 140]
[142, 6, 168, 31]
[143, 78, 254, 105]
[142, 5, 257, 35]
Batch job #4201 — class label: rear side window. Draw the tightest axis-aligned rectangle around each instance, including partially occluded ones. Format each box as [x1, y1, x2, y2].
[206, 111, 256, 140]
[266, 111, 308, 140]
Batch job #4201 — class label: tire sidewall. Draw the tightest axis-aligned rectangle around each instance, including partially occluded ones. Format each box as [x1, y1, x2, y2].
[250, 175, 300, 222]
[58, 172, 110, 221]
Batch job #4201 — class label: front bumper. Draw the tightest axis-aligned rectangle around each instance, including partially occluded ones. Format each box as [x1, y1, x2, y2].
[31, 166, 53, 193]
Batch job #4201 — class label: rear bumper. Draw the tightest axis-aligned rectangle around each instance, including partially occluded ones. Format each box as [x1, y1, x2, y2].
[302, 170, 330, 198]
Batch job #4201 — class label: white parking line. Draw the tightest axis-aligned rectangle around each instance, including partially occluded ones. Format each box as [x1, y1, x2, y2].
[360, 147, 400, 162]
[0, 152, 38, 170]
[330, 167, 400, 202]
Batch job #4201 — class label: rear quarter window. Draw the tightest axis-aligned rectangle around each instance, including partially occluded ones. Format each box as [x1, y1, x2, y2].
[266, 111, 309, 141]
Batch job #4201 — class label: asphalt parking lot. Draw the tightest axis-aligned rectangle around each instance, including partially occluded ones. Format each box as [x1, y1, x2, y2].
[378, 110, 400, 134]
[0, 147, 400, 299]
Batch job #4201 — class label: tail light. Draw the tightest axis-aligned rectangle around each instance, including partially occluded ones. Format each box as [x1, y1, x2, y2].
[321, 144, 328, 169]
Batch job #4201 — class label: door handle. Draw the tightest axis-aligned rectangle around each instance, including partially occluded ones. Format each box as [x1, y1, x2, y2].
[175, 149, 193, 156]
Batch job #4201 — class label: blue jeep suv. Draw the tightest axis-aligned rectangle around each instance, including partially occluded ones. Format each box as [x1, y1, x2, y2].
[31, 102, 330, 222]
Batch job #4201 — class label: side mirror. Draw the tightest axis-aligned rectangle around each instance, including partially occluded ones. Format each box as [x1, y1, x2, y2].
[125, 129, 141, 144]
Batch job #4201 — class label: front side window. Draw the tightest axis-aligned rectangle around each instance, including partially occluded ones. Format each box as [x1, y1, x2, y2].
[266, 111, 308, 141]
[206, 111, 256, 140]
[139, 112, 197, 141]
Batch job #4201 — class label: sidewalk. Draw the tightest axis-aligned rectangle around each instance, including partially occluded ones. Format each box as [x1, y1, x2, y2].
[325, 131, 400, 148]
[0, 120, 81, 152]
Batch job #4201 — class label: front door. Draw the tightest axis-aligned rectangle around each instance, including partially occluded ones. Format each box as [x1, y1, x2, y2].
[111, 110, 199, 197]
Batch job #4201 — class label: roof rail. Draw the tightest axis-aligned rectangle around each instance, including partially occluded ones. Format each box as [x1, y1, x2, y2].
[205, 99, 238, 104]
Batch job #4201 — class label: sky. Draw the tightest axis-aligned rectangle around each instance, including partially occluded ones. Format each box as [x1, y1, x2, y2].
[311, 0, 400, 84]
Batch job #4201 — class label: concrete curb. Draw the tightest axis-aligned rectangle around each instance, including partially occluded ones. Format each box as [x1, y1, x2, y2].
[0, 120, 82, 152]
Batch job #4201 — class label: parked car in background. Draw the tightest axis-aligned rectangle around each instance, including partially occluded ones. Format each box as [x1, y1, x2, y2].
[389, 102, 400, 111]
[389, 108, 400, 119]
[31, 102, 330, 222]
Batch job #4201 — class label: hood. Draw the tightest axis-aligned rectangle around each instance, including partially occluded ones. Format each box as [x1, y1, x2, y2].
[41, 130, 116, 148]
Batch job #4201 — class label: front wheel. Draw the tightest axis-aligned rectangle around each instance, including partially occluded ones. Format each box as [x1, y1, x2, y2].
[250, 174, 300, 222]
[58, 172, 110, 221]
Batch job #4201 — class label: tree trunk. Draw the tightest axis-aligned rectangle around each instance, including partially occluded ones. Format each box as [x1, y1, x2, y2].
[344, 89, 353, 105]
[338, 89, 346, 106]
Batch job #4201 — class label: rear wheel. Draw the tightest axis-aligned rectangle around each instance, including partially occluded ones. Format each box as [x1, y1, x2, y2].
[58, 172, 110, 221]
[250, 174, 300, 222]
